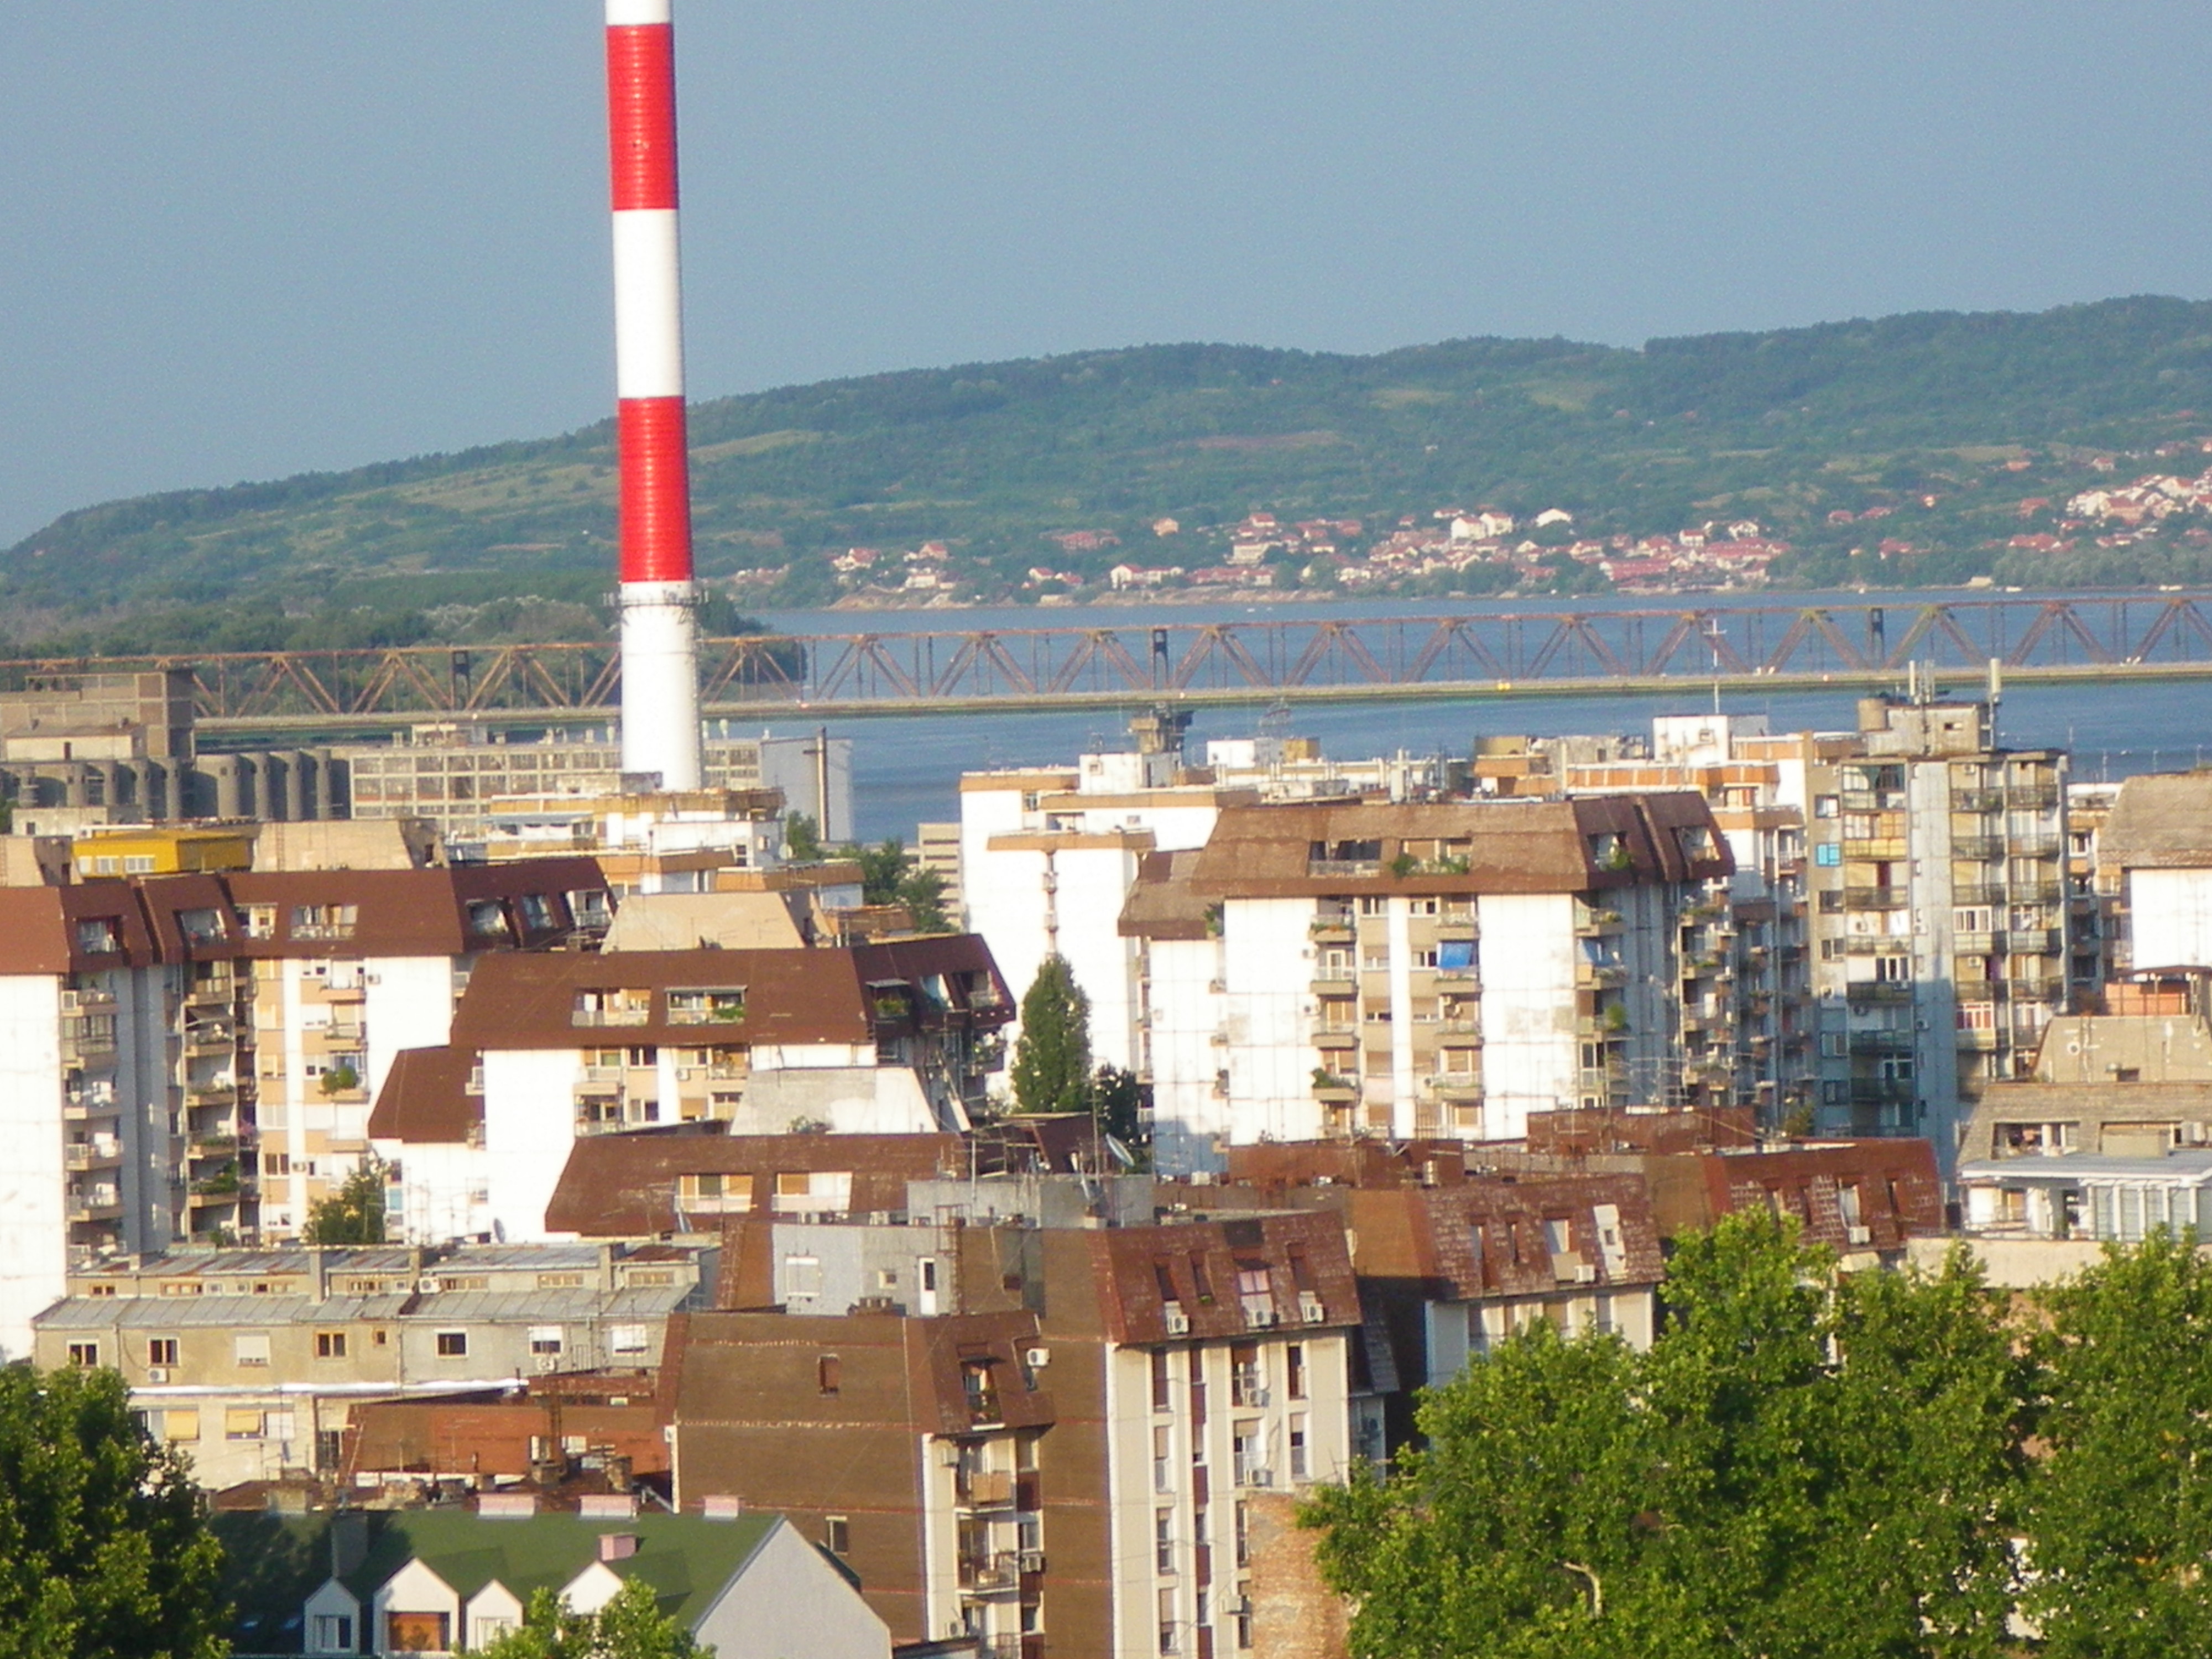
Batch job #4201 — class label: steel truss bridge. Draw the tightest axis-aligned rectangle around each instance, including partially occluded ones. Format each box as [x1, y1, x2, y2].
[12, 594, 2212, 741]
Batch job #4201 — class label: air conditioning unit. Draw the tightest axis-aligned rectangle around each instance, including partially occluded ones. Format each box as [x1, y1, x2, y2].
[146, 1366, 169, 1383]
[937, 1442, 962, 1468]
[1846, 1224, 1872, 1245]
[1243, 1468, 1274, 1488]
[1300, 1295, 1327, 1324]
[1572, 1264, 1599, 1285]
[1025, 1347, 1050, 1369]
[1017, 1550, 1046, 1574]
[418, 1277, 442, 1292]
[1246, 1307, 1279, 1328]
[535, 1355, 559, 1373]
[1164, 1306, 1191, 1335]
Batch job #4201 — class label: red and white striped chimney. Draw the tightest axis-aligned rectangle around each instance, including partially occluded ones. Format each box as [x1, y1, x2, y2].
[606, 0, 702, 790]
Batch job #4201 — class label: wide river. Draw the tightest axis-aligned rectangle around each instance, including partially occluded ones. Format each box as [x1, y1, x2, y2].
[738, 592, 2212, 841]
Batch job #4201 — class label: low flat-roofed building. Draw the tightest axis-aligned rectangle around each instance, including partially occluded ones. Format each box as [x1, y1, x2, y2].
[29, 1240, 709, 1490]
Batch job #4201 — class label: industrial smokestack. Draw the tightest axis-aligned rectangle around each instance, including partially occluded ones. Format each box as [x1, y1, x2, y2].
[606, 0, 703, 790]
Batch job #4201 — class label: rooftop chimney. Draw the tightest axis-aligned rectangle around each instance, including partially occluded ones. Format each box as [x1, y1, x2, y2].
[606, 0, 703, 791]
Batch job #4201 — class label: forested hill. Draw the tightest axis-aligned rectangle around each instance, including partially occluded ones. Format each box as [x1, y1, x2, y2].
[11, 295, 2212, 654]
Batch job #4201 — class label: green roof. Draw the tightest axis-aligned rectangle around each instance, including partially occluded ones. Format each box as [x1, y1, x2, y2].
[215, 1509, 781, 1652]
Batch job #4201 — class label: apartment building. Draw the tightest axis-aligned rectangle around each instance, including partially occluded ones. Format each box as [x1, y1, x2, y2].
[1784, 695, 2071, 1158]
[671, 1204, 1360, 1659]
[0, 857, 612, 1358]
[29, 1241, 708, 1490]
[375, 937, 1011, 1241]
[1123, 795, 1733, 1173]
[958, 714, 1472, 1079]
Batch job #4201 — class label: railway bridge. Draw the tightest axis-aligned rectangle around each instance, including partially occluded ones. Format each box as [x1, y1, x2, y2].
[6, 594, 2210, 742]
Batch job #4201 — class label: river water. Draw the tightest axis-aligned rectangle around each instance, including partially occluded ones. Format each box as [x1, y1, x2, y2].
[739, 592, 2212, 841]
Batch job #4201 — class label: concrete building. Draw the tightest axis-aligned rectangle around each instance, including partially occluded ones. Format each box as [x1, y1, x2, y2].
[339, 723, 852, 843]
[671, 1204, 1362, 1659]
[30, 1241, 708, 1490]
[1122, 795, 1733, 1172]
[218, 1508, 890, 1659]
[369, 937, 1012, 1243]
[0, 670, 344, 826]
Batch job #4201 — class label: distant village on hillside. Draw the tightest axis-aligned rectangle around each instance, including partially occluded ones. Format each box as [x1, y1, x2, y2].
[737, 445, 2212, 609]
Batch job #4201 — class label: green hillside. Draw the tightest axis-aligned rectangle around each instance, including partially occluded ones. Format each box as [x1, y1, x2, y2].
[11, 295, 2212, 654]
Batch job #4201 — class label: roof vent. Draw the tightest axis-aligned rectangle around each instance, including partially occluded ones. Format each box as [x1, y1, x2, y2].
[701, 1495, 744, 1521]
[580, 1494, 638, 1520]
[598, 1532, 640, 1562]
[478, 1493, 537, 1520]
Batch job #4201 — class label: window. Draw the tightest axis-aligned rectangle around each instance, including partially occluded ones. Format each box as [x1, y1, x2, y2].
[147, 1338, 178, 1368]
[225, 1409, 265, 1441]
[311, 1614, 354, 1653]
[315, 1331, 348, 1360]
[1159, 1587, 1181, 1654]
[234, 1333, 270, 1368]
[782, 1254, 823, 1305]
[289, 903, 358, 940]
[1157, 1509, 1176, 1573]
[529, 1326, 564, 1357]
[164, 1409, 200, 1442]
[75, 919, 122, 954]
[1151, 1350, 1172, 1412]
[67, 1342, 99, 1368]
[435, 1331, 468, 1358]
[465, 900, 512, 940]
[1286, 1344, 1306, 1401]
[818, 1354, 842, 1396]
[536, 1272, 584, 1290]
[1289, 1417, 1309, 1480]
[825, 1516, 850, 1555]
[609, 1324, 649, 1356]
[1875, 954, 1911, 983]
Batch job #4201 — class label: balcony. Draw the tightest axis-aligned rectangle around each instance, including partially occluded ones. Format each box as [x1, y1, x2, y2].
[1311, 1073, 1359, 1103]
[1576, 962, 1627, 990]
[956, 1469, 1018, 1511]
[2011, 834, 2063, 859]
[1437, 1016, 1483, 1037]
[1953, 837, 2006, 863]
[1954, 932, 1998, 958]
[1951, 788, 2005, 813]
[1848, 1080, 1916, 1107]
[1307, 858, 1381, 879]
[1841, 838, 1908, 862]
[2006, 928, 2059, 955]
[1428, 1074, 1484, 1100]
[1843, 886, 1910, 910]
[1312, 1026, 1358, 1051]
[1308, 921, 1354, 946]
[1573, 905, 1623, 937]
[1955, 1026, 2000, 1051]
[958, 1553, 1020, 1596]
[1845, 980, 1914, 1004]
[1309, 973, 1355, 997]
[1433, 917, 1478, 941]
[1848, 1031, 1914, 1056]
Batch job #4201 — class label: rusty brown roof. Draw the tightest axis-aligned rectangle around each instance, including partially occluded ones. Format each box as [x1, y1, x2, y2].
[1085, 1212, 1360, 1345]
[1185, 794, 1732, 899]
[1348, 1175, 1665, 1300]
[1118, 849, 1212, 941]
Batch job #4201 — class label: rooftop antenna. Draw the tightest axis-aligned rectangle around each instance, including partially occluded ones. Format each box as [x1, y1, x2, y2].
[1703, 618, 1726, 717]
[1986, 657, 2002, 746]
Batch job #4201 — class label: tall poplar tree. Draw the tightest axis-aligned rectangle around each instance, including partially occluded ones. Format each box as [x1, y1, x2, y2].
[1010, 955, 1091, 1115]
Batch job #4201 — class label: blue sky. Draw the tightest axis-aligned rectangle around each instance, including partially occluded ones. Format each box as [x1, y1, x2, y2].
[2, 1, 2205, 545]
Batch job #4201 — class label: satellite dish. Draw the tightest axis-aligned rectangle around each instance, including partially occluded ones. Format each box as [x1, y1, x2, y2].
[1103, 1134, 1137, 1170]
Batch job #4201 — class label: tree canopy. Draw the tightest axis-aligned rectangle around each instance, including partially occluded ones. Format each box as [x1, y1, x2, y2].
[1303, 1212, 2026, 1659]
[0, 1365, 228, 1659]
[302, 1154, 388, 1245]
[1009, 956, 1092, 1116]
[478, 1579, 708, 1659]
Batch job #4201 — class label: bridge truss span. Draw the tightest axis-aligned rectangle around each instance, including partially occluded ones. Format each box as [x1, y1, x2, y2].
[8, 594, 2211, 737]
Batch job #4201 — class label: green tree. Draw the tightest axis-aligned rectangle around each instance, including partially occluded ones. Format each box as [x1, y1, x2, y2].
[479, 1578, 708, 1659]
[0, 1365, 228, 1659]
[1093, 1063, 1151, 1160]
[1303, 1212, 2021, 1659]
[302, 1154, 387, 1245]
[848, 838, 948, 932]
[2025, 1228, 2212, 1657]
[1009, 956, 1091, 1115]
[784, 812, 824, 863]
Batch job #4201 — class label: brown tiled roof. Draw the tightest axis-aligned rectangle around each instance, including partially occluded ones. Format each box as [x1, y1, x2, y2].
[1185, 794, 1732, 899]
[1348, 1175, 1666, 1300]
[0, 882, 164, 972]
[1086, 1212, 1360, 1345]
[2102, 773, 2212, 869]
[225, 857, 608, 957]
[452, 936, 1010, 1052]
[367, 1046, 482, 1145]
[1118, 849, 1212, 941]
[546, 1133, 966, 1237]
[1696, 1141, 1942, 1250]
